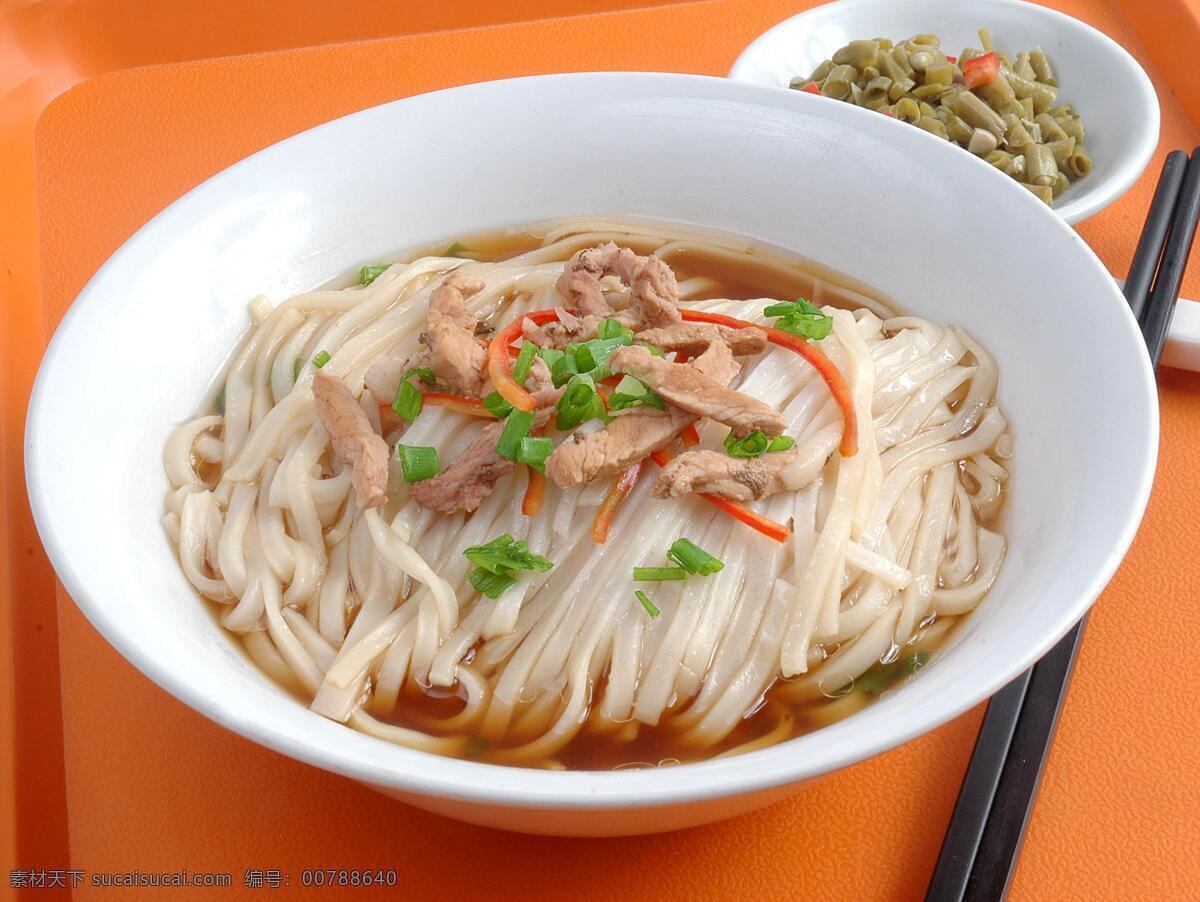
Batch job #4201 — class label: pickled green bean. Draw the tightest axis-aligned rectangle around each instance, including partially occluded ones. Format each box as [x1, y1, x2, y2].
[833, 40, 881, 69]
[952, 91, 1006, 138]
[1014, 51, 1035, 81]
[917, 115, 949, 139]
[1066, 147, 1093, 179]
[1023, 183, 1054, 204]
[1029, 49, 1056, 86]
[1046, 136, 1076, 165]
[1023, 144, 1057, 186]
[792, 28, 1090, 206]
[821, 64, 858, 100]
[983, 149, 1014, 170]
[863, 76, 893, 109]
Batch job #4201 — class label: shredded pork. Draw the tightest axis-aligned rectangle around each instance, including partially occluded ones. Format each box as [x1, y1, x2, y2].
[312, 370, 390, 509]
[609, 345, 787, 438]
[423, 272, 488, 395]
[522, 308, 599, 350]
[363, 272, 490, 405]
[555, 243, 636, 317]
[555, 242, 683, 329]
[545, 340, 740, 487]
[637, 322, 768, 357]
[652, 427, 838, 501]
[409, 421, 513, 513]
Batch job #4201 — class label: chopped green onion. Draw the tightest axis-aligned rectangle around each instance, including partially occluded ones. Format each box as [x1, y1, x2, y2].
[571, 336, 629, 376]
[393, 381, 423, 422]
[483, 391, 513, 419]
[463, 534, 554, 574]
[764, 298, 833, 341]
[396, 444, 440, 482]
[635, 590, 661, 619]
[555, 374, 599, 431]
[642, 342, 665, 357]
[465, 533, 554, 598]
[550, 348, 579, 387]
[359, 264, 389, 286]
[724, 431, 769, 458]
[444, 241, 470, 258]
[496, 408, 533, 460]
[597, 318, 634, 342]
[854, 651, 931, 696]
[538, 347, 565, 370]
[724, 431, 795, 458]
[667, 538, 725, 576]
[608, 374, 666, 412]
[512, 342, 538, 386]
[465, 737, 488, 756]
[516, 436, 553, 472]
[470, 568, 518, 599]
[391, 367, 436, 422]
[633, 566, 687, 581]
[312, 350, 331, 369]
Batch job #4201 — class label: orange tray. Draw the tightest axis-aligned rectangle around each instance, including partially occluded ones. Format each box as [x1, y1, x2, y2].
[4, 1, 1200, 898]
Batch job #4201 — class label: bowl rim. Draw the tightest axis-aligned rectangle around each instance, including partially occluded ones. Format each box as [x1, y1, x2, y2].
[727, 0, 1161, 226]
[25, 70, 1159, 810]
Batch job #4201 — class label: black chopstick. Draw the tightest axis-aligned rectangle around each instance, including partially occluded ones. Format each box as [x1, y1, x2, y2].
[1124, 152, 1187, 320]
[1143, 152, 1200, 362]
[926, 147, 1198, 902]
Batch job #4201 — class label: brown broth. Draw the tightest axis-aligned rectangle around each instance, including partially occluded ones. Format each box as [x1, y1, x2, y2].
[365, 224, 971, 768]
[212, 220, 996, 771]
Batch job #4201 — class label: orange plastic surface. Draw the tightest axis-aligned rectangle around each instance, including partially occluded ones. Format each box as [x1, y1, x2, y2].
[6, 0, 1200, 899]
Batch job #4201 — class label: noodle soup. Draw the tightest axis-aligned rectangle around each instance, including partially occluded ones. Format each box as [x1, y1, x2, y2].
[163, 219, 1009, 770]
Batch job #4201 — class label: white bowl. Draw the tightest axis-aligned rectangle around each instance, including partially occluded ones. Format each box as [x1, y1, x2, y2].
[25, 72, 1157, 836]
[729, 0, 1159, 225]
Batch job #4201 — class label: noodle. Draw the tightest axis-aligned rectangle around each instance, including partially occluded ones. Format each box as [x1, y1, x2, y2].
[163, 219, 1010, 769]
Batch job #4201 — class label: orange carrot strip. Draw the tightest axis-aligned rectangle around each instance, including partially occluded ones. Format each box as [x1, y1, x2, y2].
[677, 308, 858, 457]
[697, 492, 790, 543]
[591, 461, 642, 543]
[486, 309, 561, 413]
[522, 468, 545, 516]
[649, 447, 789, 543]
[421, 393, 495, 417]
[680, 423, 701, 447]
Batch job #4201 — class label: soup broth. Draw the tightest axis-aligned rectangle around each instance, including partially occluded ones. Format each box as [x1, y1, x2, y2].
[167, 218, 1010, 770]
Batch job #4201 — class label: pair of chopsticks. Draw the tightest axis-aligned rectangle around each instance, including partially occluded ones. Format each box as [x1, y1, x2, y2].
[926, 147, 1200, 902]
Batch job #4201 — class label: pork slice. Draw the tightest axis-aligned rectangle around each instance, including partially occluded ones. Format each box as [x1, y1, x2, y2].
[544, 406, 695, 487]
[637, 322, 768, 357]
[626, 254, 682, 328]
[524, 355, 558, 397]
[543, 338, 741, 487]
[652, 429, 838, 501]
[423, 272, 488, 396]
[555, 242, 636, 317]
[554, 243, 682, 325]
[409, 421, 514, 513]
[609, 345, 786, 438]
[522, 308, 597, 349]
[312, 370, 390, 509]
[428, 271, 484, 331]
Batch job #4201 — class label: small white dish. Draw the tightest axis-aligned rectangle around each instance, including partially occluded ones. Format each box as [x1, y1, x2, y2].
[729, 0, 1160, 225]
[25, 72, 1158, 836]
